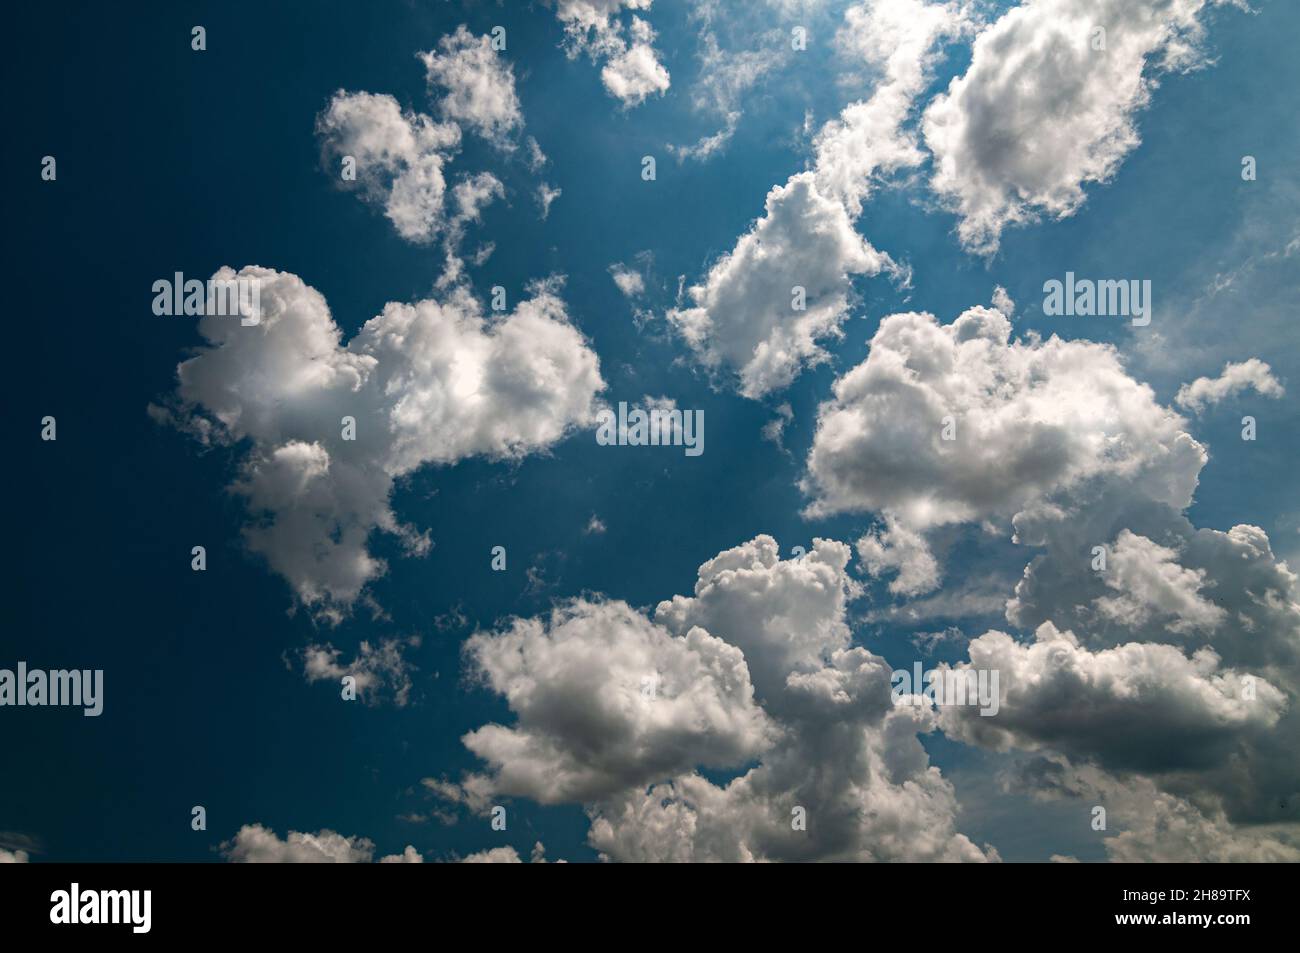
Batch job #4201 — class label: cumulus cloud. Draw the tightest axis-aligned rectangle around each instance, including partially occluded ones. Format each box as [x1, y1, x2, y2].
[221, 824, 421, 863]
[1175, 358, 1285, 413]
[0, 849, 29, 863]
[946, 511, 1300, 855]
[817, 0, 974, 215]
[460, 846, 522, 863]
[991, 285, 1015, 317]
[553, 2, 671, 106]
[803, 305, 1206, 588]
[316, 90, 462, 243]
[1009, 517, 1300, 676]
[940, 623, 1285, 770]
[317, 25, 531, 257]
[154, 267, 604, 621]
[667, 0, 969, 396]
[452, 598, 776, 804]
[668, 172, 898, 398]
[433, 536, 996, 862]
[857, 517, 942, 596]
[923, 0, 1233, 254]
[1092, 530, 1226, 634]
[419, 25, 523, 148]
[601, 20, 671, 106]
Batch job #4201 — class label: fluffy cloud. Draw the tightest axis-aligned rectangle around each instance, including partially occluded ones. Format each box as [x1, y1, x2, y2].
[668, 172, 897, 398]
[221, 824, 421, 863]
[317, 25, 528, 252]
[943, 511, 1300, 852]
[433, 536, 996, 862]
[0, 849, 29, 863]
[1091, 530, 1226, 634]
[923, 0, 1231, 254]
[856, 517, 942, 596]
[1175, 358, 1285, 413]
[803, 305, 1205, 589]
[601, 20, 671, 106]
[460, 846, 522, 863]
[940, 623, 1285, 770]
[1009, 517, 1300, 676]
[817, 0, 974, 214]
[420, 25, 523, 147]
[154, 267, 604, 621]
[554, 2, 670, 106]
[452, 598, 775, 804]
[316, 91, 462, 243]
[299, 636, 421, 706]
[667, 0, 969, 396]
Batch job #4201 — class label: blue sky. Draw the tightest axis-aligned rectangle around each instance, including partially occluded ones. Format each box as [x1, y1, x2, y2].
[4, 0, 1298, 863]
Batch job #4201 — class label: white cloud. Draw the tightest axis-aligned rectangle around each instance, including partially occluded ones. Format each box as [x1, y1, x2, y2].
[0, 849, 29, 863]
[536, 182, 562, 219]
[299, 636, 421, 706]
[1092, 530, 1226, 634]
[419, 25, 523, 148]
[554, 2, 671, 107]
[1175, 358, 1285, 413]
[453, 598, 776, 804]
[156, 267, 604, 621]
[816, 0, 974, 214]
[1011, 758, 1300, 862]
[923, 0, 1231, 255]
[857, 516, 942, 596]
[460, 846, 522, 863]
[601, 20, 672, 106]
[803, 305, 1204, 530]
[668, 172, 898, 398]
[316, 91, 461, 243]
[940, 622, 1285, 768]
[608, 262, 645, 298]
[221, 824, 421, 863]
[991, 285, 1015, 317]
[434, 536, 996, 861]
[667, 0, 968, 396]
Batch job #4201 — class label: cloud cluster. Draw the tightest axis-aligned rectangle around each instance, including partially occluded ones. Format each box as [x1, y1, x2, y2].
[316, 91, 464, 243]
[669, 172, 898, 397]
[923, 0, 1228, 254]
[317, 25, 531, 253]
[803, 305, 1205, 591]
[554, 1, 670, 106]
[433, 536, 996, 861]
[154, 267, 604, 621]
[667, 0, 969, 397]
[299, 635, 421, 706]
